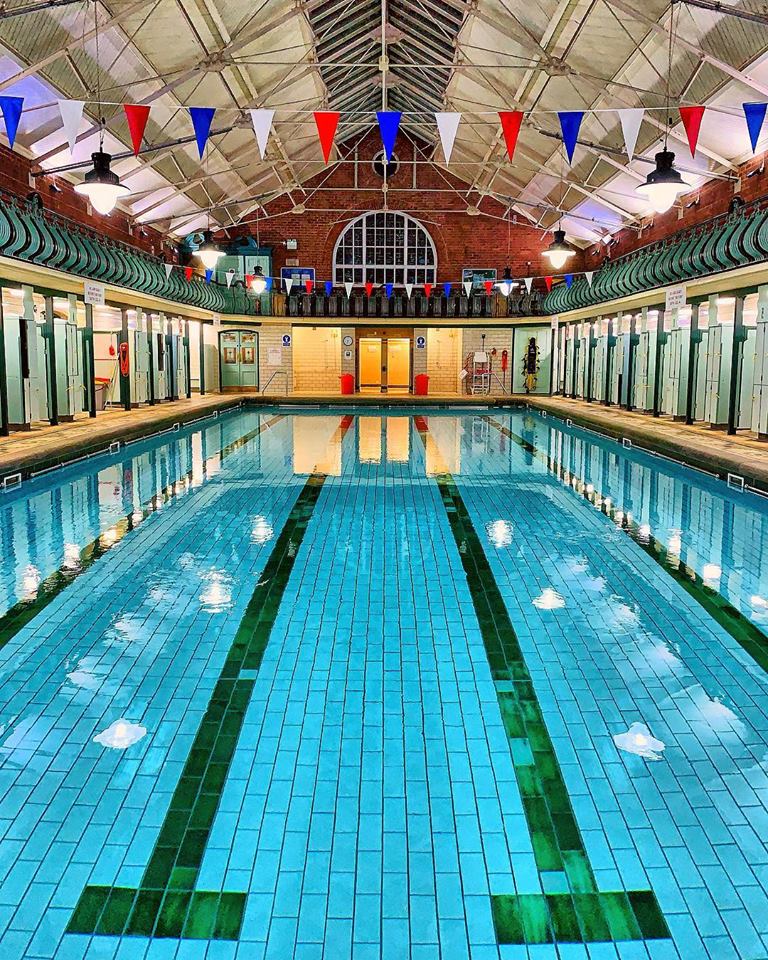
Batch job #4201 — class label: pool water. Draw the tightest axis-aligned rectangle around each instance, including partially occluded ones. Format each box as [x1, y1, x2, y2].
[1, 408, 767, 960]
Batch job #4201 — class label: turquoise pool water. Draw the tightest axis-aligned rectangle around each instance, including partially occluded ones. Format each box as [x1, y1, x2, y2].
[1, 408, 767, 959]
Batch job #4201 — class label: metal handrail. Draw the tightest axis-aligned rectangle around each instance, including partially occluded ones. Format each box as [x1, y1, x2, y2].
[261, 370, 288, 395]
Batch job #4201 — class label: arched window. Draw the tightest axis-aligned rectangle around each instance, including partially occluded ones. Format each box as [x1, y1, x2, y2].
[333, 212, 437, 286]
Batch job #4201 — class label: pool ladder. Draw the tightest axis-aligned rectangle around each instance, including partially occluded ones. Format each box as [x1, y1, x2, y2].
[261, 370, 288, 395]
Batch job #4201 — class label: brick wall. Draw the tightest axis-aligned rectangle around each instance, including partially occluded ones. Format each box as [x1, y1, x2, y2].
[0, 143, 172, 258]
[231, 133, 583, 291]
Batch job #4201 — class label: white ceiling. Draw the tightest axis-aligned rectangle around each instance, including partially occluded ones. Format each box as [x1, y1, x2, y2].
[1, 0, 767, 244]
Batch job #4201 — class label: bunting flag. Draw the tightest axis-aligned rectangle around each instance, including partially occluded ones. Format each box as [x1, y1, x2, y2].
[266, 277, 273, 291]
[225, 268, 235, 288]
[743, 102, 767, 153]
[314, 111, 340, 163]
[325, 280, 333, 296]
[205, 269, 213, 284]
[435, 112, 461, 162]
[444, 282, 452, 298]
[617, 108, 644, 162]
[679, 106, 705, 157]
[565, 274, 573, 288]
[405, 282, 414, 298]
[484, 280, 494, 295]
[585, 271, 593, 287]
[558, 111, 584, 163]
[284, 277, 294, 295]
[376, 111, 402, 162]
[250, 109, 274, 160]
[385, 282, 393, 298]
[524, 277, 533, 294]
[0, 96, 23, 149]
[164, 262, 174, 280]
[58, 99, 84, 155]
[245, 274, 254, 288]
[499, 111, 524, 162]
[189, 106, 215, 158]
[184, 266, 193, 281]
[345, 281, 354, 297]
[463, 280, 472, 297]
[544, 276, 553, 292]
[424, 282, 433, 298]
[305, 279, 313, 295]
[365, 281, 374, 296]
[124, 104, 151, 156]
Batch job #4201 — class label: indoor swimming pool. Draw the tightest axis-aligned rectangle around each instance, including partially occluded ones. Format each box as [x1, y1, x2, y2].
[1, 407, 768, 960]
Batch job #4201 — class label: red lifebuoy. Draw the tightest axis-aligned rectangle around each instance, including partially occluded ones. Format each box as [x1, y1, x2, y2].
[501, 348, 508, 372]
[119, 342, 130, 377]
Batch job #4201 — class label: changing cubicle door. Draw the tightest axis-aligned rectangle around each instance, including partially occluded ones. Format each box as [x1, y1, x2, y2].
[692, 329, 708, 421]
[30, 323, 50, 422]
[633, 332, 651, 410]
[154, 332, 168, 400]
[177, 338, 188, 398]
[54, 320, 84, 418]
[751, 319, 768, 435]
[704, 324, 725, 424]
[132, 330, 149, 404]
[592, 338, 606, 402]
[664, 328, 687, 417]
[736, 328, 756, 430]
[608, 336, 622, 404]
[563, 339, 573, 395]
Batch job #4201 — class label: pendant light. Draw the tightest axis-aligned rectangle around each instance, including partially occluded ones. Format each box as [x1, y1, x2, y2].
[196, 230, 224, 270]
[542, 147, 574, 270]
[636, 5, 688, 213]
[194, 146, 223, 271]
[250, 265, 267, 294]
[74, 5, 128, 215]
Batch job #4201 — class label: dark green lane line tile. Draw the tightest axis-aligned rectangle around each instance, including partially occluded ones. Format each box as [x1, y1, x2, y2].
[414, 417, 670, 947]
[0, 414, 285, 653]
[66, 414, 353, 942]
[485, 415, 768, 676]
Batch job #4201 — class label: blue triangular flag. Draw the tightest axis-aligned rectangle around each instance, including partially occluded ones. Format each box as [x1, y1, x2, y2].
[743, 102, 767, 153]
[266, 277, 273, 291]
[325, 280, 333, 296]
[205, 269, 213, 284]
[565, 273, 573, 288]
[0, 96, 23, 149]
[189, 106, 216, 158]
[376, 111, 402, 162]
[385, 283, 393, 298]
[558, 111, 584, 163]
[444, 282, 452, 298]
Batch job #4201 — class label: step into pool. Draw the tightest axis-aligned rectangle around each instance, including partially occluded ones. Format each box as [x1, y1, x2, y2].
[1, 408, 767, 960]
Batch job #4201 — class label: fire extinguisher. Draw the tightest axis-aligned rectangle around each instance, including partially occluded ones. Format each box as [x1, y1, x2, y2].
[501, 348, 508, 390]
[119, 341, 130, 377]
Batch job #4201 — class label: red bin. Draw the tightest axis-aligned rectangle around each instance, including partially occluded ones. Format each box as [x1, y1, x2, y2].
[414, 373, 429, 396]
[339, 373, 355, 395]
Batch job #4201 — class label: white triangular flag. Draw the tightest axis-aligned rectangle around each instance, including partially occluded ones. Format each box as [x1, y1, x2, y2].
[284, 277, 293, 294]
[344, 281, 354, 297]
[405, 282, 413, 298]
[463, 280, 472, 297]
[226, 268, 235, 288]
[617, 108, 644, 162]
[164, 263, 173, 279]
[58, 100, 84, 156]
[250, 109, 275, 160]
[524, 277, 533, 293]
[434, 112, 461, 163]
[585, 271, 593, 287]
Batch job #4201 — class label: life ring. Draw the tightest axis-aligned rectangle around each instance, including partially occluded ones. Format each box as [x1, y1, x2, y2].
[119, 341, 130, 377]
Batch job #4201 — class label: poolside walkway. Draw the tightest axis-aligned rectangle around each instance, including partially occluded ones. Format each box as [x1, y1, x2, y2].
[526, 395, 768, 492]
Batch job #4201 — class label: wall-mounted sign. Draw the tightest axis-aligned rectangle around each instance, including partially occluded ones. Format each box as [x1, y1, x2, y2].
[281, 266, 314, 290]
[416, 335, 426, 349]
[462, 268, 497, 289]
[268, 347, 282, 365]
[665, 284, 687, 311]
[286, 239, 298, 251]
[84, 281, 105, 306]
[282, 333, 292, 347]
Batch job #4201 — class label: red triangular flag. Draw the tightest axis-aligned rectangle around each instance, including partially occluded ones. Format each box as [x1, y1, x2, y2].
[184, 266, 193, 281]
[424, 282, 433, 298]
[123, 104, 151, 156]
[499, 111, 524, 162]
[314, 111, 340, 164]
[544, 276, 552, 292]
[365, 281, 373, 296]
[484, 280, 493, 295]
[306, 279, 314, 294]
[679, 106, 705, 158]
[245, 273, 254, 287]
